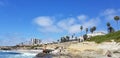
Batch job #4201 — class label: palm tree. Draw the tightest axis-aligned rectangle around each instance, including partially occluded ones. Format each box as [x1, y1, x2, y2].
[80, 26, 83, 31]
[80, 26, 83, 37]
[86, 28, 88, 34]
[108, 26, 115, 33]
[107, 22, 111, 27]
[92, 26, 96, 32]
[114, 16, 120, 30]
[63, 37, 66, 42]
[90, 27, 94, 34]
[83, 34, 88, 40]
[90, 26, 96, 34]
[72, 33, 75, 38]
[106, 22, 111, 33]
[60, 37, 64, 42]
[57, 40, 59, 43]
[106, 22, 115, 33]
[66, 36, 70, 42]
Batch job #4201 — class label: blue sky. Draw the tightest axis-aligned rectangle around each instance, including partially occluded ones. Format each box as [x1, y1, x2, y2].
[0, 0, 120, 46]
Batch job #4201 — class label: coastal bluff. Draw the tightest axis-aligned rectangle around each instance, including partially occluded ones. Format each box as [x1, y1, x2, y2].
[43, 41, 120, 58]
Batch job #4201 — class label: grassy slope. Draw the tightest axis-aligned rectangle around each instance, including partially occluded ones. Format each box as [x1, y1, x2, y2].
[88, 31, 120, 43]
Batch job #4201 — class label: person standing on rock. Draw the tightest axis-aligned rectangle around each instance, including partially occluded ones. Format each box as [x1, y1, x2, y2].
[43, 44, 47, 53]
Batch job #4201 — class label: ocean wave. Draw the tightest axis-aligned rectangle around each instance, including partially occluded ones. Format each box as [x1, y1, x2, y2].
[0, 51, 36, 58]
[0, 50, 37, 56]
[22, 53, 37, 56]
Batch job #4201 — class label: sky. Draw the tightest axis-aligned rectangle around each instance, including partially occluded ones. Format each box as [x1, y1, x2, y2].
[0, 0, 120, 46]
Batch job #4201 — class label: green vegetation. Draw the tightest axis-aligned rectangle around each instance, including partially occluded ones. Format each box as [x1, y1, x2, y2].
[88, 31, 120, 43]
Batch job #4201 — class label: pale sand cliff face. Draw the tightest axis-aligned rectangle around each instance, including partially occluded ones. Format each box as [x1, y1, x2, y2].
[68, 42, 98, 52]
[46, 41, 120, 58]
[67, 42, 120, 58]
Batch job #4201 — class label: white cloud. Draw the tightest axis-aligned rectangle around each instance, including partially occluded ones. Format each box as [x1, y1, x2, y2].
[33, 15, 101, 34]
[38, 26, 62, 33]
[67, 18, 76, 25]
[101, 9, 120, 20]
[68, 24, 81, 33]
[34, 16, 54, 27]
[83, 18, 100, 28]
[57, 18, 76, 30]
[102, 9, 117, 15]
[67, 17, 101, 34]
[34, 9, 120, 34]
[34, 16, 62, 33]
[57, 18, 82, 34]
[56, 16, 100, 34]
[77, 14, 88, 23]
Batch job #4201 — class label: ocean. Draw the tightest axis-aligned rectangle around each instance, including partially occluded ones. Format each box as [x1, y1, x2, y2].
[0, 51, 36, 58]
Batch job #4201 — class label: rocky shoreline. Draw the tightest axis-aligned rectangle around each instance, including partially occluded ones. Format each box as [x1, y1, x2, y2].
[34, 41, 120, 58]
[1, 41, 120, 58]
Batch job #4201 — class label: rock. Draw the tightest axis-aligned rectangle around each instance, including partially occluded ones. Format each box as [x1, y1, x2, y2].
[66, 42, 120, 58]
[34, 53, 52, 58]
[50, 49, 60, 55]
[41, 42, 120, 58]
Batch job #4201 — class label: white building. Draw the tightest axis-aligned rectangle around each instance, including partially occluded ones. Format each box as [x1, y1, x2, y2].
[31, 38, 41, 45]
[17, 38, 41, 46]
[87, 32, 106, 38]
[78, 32, 106, 41]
